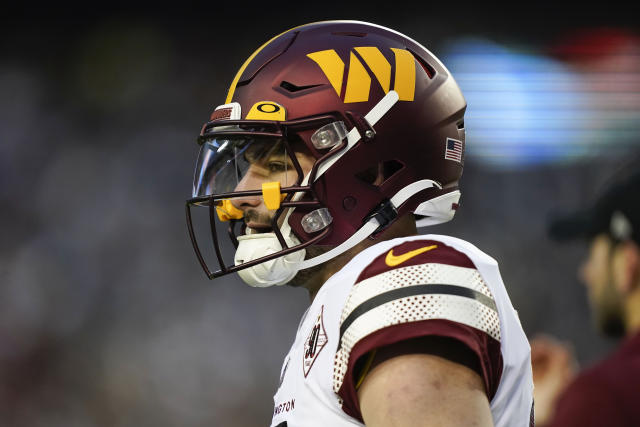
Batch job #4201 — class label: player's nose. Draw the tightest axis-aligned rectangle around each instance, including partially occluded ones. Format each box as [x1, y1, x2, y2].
[231, 170, 264, 210]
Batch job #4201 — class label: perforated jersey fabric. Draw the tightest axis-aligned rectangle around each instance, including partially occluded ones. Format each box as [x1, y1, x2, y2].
[270, 234, 534, 427]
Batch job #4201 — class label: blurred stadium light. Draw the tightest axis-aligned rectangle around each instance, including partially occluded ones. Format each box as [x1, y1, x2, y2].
[441, 30, 640, 169]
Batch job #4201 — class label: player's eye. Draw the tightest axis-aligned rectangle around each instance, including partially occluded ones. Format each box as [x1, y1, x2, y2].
[268, 161, 288, 173]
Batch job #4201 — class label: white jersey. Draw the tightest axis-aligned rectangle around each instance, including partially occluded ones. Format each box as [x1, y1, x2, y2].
[270, 234, 534, 427]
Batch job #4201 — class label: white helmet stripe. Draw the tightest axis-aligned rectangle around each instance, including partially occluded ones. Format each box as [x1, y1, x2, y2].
[311, 90, 400, 184]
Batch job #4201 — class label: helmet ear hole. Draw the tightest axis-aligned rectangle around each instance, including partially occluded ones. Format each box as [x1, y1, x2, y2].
[355, 160, 404, 187]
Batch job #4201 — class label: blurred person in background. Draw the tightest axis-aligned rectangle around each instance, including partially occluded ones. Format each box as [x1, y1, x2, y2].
[532, 163, 640, 426]
[186, 21, 534, 426]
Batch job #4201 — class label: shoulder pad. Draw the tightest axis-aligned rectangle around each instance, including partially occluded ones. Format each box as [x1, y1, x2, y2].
[333, 238, 501, 400]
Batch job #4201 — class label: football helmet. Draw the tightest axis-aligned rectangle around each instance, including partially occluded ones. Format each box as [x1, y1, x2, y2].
[186, 20, 467, 286]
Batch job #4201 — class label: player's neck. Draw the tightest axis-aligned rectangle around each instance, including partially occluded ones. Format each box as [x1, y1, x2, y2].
[305, 214, 419, 302]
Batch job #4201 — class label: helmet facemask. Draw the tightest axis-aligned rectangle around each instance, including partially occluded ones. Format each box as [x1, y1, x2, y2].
[186, 114, 349, 285]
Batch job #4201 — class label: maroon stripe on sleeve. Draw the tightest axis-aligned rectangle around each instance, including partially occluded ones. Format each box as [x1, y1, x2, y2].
[337, 319, 503, 422]
[357, 239, 476, 283]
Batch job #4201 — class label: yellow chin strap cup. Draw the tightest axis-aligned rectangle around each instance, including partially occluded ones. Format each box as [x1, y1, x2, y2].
[262, 181, 286, 210]
[215, 199, 244, 222]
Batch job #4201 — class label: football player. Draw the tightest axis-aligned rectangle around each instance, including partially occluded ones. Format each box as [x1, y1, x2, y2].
[186, 21, 534, 426]
[532, 165, 640, 426]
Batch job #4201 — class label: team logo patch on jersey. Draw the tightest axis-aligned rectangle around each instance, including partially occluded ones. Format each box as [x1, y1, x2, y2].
[303, 305, 328, 378]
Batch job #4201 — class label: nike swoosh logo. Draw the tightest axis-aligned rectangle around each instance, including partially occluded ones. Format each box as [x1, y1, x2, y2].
[385, 245, 438, 267]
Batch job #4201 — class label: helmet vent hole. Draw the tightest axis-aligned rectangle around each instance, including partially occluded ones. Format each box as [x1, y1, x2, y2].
[355, 160, 404, 187]
[280, 80, 324, 92]
[407, 49, 435, 79]
[457, 120, 465, 129]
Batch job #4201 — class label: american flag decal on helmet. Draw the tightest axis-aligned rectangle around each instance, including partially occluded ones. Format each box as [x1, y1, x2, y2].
[444, 137, 463, 163]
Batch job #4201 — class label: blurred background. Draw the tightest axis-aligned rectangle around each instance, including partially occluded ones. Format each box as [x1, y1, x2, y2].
[1, 2, 639, 426]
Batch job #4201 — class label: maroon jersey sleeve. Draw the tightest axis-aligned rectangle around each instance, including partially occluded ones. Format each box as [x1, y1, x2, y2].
[332, 239, 503, 422]
[548, 373, 627, 427]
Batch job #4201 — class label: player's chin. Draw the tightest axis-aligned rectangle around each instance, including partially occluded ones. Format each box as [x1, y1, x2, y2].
[286, 245, 333, 288]
[597, 310, 626, 337]
[286, 263, 319, 288]
[593, 298, 625, 337]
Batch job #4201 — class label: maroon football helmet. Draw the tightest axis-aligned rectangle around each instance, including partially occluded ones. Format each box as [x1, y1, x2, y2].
[187, 20, 466, 286]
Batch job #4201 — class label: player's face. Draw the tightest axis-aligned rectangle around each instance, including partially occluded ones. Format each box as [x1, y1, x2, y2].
[579, 233, 625, 337]
[230, 142, 315, 232]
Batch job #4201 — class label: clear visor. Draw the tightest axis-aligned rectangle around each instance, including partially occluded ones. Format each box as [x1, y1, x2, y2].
[192, 135, 297, 198]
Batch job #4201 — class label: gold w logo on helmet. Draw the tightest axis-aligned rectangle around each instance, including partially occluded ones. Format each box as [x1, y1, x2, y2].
[307, 47, 416, 103]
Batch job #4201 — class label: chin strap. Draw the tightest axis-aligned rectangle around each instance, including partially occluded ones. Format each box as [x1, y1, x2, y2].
[298, 179, 440, 270]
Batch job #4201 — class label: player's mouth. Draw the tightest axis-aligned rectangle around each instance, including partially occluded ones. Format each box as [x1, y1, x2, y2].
[246, 223, 273, 234]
